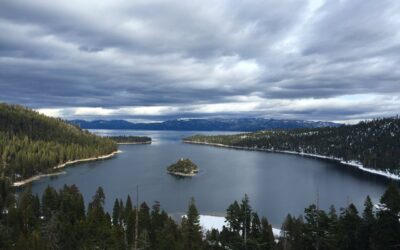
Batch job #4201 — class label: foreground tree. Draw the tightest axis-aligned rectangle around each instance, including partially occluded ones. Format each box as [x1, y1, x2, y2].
[182, 197, 203, 250]
[372, 183, 400, 249]
[0, 182, 399, 249]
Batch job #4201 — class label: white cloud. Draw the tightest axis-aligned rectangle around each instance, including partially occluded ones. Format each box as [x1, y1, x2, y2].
[35, 93, 400, 122]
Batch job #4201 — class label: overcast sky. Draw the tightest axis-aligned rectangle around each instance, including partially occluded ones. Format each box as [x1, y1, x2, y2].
[1, 0, 399, 123]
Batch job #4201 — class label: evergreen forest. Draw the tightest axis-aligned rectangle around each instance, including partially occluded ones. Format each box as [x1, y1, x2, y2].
[0, 104, 117, 181]
[0, 180, 399, 249]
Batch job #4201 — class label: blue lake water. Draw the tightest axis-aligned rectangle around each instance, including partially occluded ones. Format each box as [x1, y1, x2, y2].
[29, 130, 391, 226]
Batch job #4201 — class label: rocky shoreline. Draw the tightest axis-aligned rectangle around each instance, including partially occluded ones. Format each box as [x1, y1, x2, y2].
[167, 169, 198, 177]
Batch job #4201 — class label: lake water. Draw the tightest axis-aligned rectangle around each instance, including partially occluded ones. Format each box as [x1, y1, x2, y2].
[29, 130, 391, 226]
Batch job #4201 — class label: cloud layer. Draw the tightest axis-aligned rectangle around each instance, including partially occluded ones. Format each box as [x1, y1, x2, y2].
[1, 0, 399, 122]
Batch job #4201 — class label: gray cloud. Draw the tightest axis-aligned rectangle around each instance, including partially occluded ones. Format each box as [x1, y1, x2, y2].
[0, 0, 399, 122]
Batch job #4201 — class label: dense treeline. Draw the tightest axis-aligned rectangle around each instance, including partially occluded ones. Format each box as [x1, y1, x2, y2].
[277, 183, 400, 250]
[0, 103, 117, 181]
[0, 179, 399, 249]
[185, 117, 400, 175]
[107, 136, 152, 144]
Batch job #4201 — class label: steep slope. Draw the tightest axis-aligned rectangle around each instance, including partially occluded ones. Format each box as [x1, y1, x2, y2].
[0, 103, 117, 181]
[185, 117, 400, 176]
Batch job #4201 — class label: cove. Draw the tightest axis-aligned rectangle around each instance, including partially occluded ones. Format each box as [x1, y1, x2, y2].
[29, 130, 390, 226]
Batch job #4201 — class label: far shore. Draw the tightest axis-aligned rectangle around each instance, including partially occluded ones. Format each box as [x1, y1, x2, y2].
[183, 140, 400, 181]
[13, 150, 122, 187]
[117, 141, 151, 145]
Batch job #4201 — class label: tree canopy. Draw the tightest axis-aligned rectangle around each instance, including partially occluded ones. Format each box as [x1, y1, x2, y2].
[0, 181, 399, 249]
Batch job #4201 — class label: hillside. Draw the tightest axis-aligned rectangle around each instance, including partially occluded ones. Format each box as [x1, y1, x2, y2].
[0, 103, 117, 181]
[70, 118, 340, 131]
[185, 117, 400, 176]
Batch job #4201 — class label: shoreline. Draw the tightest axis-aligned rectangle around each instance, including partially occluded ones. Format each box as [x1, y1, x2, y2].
[13, 150, 122, 187]
[183, 140, 400, 181]
[167, 170, 198, 177]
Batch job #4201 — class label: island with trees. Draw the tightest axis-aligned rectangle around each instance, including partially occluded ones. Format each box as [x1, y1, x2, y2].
[167, 158, 199, 177]
[107, 136, 152, 144]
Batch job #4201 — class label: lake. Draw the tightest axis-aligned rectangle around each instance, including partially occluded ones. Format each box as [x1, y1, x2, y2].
[29, 130, 391, 226]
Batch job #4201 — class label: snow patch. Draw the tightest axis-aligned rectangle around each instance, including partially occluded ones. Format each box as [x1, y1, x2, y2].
[272, 228, 283, 238]
[199, 215, 226, 232]
[197, 215, 283, 238]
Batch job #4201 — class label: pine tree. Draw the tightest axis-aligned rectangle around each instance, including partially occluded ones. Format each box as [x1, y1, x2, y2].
[358, 196, 375, 250]
[226, 200, 241, 234]
[250, 212, 261, 239]
[380, 182, 400, 213]
[125, 195, 132, 219]
[240, 194, 252, 243]
[85, 187, 111, 249]
[303, 204, 319, 249]
[259, 217, 276, 250]
[337, 204, 361, 250]
[112, 198, 120, 226]
[281, 214, 305, 250]
[326, 205, 338, 249]
[183, 197, 203, 250]
[41, 186, 58, 220]
[372, 184, 400, 249]
[125, 195, 134, 246]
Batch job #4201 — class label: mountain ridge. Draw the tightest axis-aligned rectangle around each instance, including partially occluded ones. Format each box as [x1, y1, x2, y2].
[70, 118, 341, 131]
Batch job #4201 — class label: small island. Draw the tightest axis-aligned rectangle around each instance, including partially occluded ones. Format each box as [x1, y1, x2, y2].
[167, 158, 199, 177]
[107, 136, 152, 144]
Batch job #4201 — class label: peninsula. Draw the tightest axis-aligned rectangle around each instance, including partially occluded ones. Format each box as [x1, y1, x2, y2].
[183, 117, 400, 180]
[167, 158, 199, 177]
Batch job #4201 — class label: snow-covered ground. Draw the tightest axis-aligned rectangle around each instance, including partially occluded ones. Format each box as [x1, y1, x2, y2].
[339, 160, 400, 180]
[199, 215, 225, 231]
[272, 228, 283, 238]
[198, 215, 283, 238]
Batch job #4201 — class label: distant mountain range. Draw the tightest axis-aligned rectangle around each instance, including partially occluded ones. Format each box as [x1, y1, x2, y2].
[70, 118, 341, 131]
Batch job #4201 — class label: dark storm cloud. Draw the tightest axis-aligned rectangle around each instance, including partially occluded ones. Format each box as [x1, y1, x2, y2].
[0, 0, 399, 122]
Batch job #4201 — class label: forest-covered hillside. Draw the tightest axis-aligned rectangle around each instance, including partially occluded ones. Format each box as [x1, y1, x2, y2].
[185, 117, 400, 175]
[0, 103, 117, 181]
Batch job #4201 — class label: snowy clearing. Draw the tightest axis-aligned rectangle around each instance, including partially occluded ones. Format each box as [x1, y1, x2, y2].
[196, 215, 283, 238]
